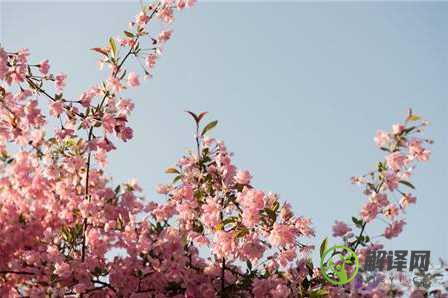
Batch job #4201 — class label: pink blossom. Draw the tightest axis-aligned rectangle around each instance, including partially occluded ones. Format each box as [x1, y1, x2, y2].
[278, 249, 296, 267]
[145, 54, 157, 69]
[360, 201, 378, 222]
[127, 72, 140, 87]
[268, 223, 297, 247]
[385, 151, 408, 171]
[158, 30, 172, 44]
[374, 130, 390, 147]
[295, 216, 314, 237]
[158, 6, 174, 23]
[156, 184, 171, 194]
[135, 11, 149, 26]
[235, 170, 252, 185]
[79, 87, 98, 107]
[372, 193, 389, 207]
[49, 100, 64, 117]
[102, 114, 116, 133]
[385, 171, 400, 191]
[239, 235, 265, 262]
[383, 204, 399, 219]
[39, 59, 50, 75]
[332, 220, 352, 237]
[270, 284, 290, 298]
[392, 123, 405, 135]
[400, 193, 416, 208]
[240, 208, 259, 228]
[186, 0, 196, 7]
[410, 289, 428, 298]
[152, 202, 176, 221]
[252, 279, 271, 297]
[201, 198, 220, 228]
[408, 139, 431, 161]
[176, 0, 186, 10]
[94, 149, 107, 167]
[384, 220, 406, 239]
[108, 77, 123, 93]
[116, 98, 135, 116]
[213, 231, 235, 258]
[55, 73, 67, 92]
[279, 203, 293, 221]
[117, 126, 133, 142]
[238, 189, 264, 210]
[0, 48, 8, 79]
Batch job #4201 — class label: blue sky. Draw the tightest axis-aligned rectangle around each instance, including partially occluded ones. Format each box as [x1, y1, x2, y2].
[2, 1, 447, 261]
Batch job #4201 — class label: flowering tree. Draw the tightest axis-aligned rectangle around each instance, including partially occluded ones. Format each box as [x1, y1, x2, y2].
[0, 1, 445, 297]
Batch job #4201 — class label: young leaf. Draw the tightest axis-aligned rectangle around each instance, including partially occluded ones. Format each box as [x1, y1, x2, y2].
[91, 47, 109, 57]
[246, 260, 252, 271]
[109, 37, 117, 58]
[222, 216, 239, 226]
[165, 167, 179, 174]
[352, 217, 363, 228]
[172, 175, 182, 183]
[197, 112, 208, 123]
[124, 30, 135, 38]
[407, 114, 421, 122]
[186, 111, 208, 125]
[201, 120, 218, 137]
[186, 111, 199, 124]
[320, 237, 328, 258]
[403, 126, 416, 134]
[399, 180, 415, 189]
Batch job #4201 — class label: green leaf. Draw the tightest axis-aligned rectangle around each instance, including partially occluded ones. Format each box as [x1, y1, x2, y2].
[201, 120, 218, 137]
[272, 200, 280, 213]
[91, 47, 109, 57]
[399, 180, 415, 189]
[352, 216, 363, 228]
[124, 30, 135, 38]
[264, 208, 277, 222]
[222, 216, 239, 226]
[407, 114, 421, 122]
[310, 289, 329, 298]
[235, 227, 249, 238]
[246, 260, 252, 271]
[172, 175, 182, 184]
[109, 37, 117, 58]
[165, 167, 179, 174]
[320, 237, 328, 258]
[403, 126, 416, 134]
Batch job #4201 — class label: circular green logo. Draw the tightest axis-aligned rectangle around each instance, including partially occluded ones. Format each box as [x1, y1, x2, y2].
[320, 245, 359, 285]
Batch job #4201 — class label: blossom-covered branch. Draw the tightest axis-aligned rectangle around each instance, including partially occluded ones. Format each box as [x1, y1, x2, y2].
[0, 0, 444, 297]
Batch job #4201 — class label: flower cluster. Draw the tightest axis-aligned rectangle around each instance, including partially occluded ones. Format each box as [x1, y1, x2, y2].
[343, 112, 432, 247]
[0, 0, 200, 296]
[325, 111, 445, 297]
[148, 112, 316, 296]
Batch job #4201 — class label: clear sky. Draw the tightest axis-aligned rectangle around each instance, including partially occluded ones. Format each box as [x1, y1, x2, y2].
[2, 1, 447, 261]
